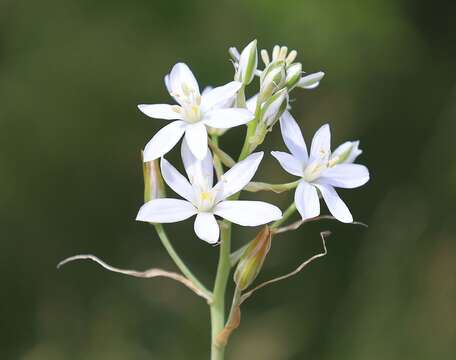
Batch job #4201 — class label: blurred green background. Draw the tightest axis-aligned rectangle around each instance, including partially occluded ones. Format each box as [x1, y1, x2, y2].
[1, 0, 455, 359]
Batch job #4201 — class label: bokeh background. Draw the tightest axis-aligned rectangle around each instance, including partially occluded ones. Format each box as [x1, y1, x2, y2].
[1, 0, 455, 359]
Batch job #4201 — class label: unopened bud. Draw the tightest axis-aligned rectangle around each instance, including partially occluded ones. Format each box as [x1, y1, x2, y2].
[329, 141, 362, 167]
[260, 49, 270, 66]
[272, 45, 280, 61]
[259, 61, 286, 100]
[278, 46, 288, 61]
[142, 152, 166, 202]
[260, 88, 288, 127]
[285, 49, 298, 65]
[297, 71, 325, 89]
[234, 226, 272, 290]
[285, 62, 302, 89]
[236, 39, 258, 85]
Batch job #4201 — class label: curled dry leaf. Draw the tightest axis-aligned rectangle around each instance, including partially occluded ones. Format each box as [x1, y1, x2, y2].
[240, 231, 331, 304]
[214, 231, 331, 348]
[272, 215, 367, 234]
[57, 254, 212, 302]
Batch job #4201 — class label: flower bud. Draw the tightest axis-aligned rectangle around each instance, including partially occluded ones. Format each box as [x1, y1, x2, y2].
[142, 152, 166, 202]
[297, 71, 325, 89]
[260, 49, 270, 66]
[234, 226, 272, 290]
[259, 61, 286, 100]
[329, 141, 362, 167]
[259, 88, 288, 127]
[236, 39, 258, 85]
[285, 62, 302, 89]
[285, 49, 298, 65]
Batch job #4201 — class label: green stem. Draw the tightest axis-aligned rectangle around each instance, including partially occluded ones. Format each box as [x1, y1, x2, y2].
[209, 87, 261, 359]
[209, 138, 236, 168]
[210, 220, 232, 360]
[270, 202, 297, 229]
[238, 120, 257, 161]
[239, 96, 262, 161]
[211, 135, 224, 179]
[153, 224, 212, 300]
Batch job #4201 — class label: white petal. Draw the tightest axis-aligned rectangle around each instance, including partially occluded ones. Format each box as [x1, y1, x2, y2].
[143, 121, 186, 161]
[214, 200, 282, 226]
[202, 86, 213, 95]
[314, 183, 353, 223]
[309, 123, 331, 163]
[200, 81, 242, 111]
[319, 164, 369, 189]
[164, 74, 171, 93]
[228, 47, 240, 61]
[138, 104, 183, 120]
[194, 212, 220, 244]
[271, 151, 303, 177]
[203, 108, 254, 129]
[279, 111, 308, 161]
[294, 181, 320, 220]
[160, 157, 194, 203]
[169, 63, 200, 97]
[331, 141, 362, 164]
[136, 199, 196, 223]
[181, 140, 214, 189]
[213, 152, 263, 201]
[297, 71, 325, 89]
[184, 122, 208, 160]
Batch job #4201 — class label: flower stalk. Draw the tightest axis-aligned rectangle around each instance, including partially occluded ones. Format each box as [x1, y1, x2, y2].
[153, 223, 212, 301]
[210, 220, 232, 360]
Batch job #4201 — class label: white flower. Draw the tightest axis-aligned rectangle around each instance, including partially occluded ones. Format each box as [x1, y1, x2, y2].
[138, 63, 254, 161]
[271, 112, 369, 223]
[136, 142, 282, 244]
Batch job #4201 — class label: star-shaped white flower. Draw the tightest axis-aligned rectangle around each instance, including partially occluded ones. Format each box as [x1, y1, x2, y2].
[138, 63, 254, 161]
[271, 112, 369, 223]
[136, 142, 282, 244]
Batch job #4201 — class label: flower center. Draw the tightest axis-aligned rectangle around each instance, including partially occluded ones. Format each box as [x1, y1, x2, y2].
[197, 191, 215, 212]
[302, 161, 327, 182]
[171, 83, 202, 123]
[182, 103, 202, 123]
